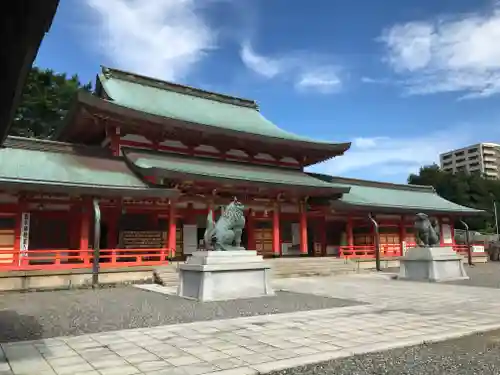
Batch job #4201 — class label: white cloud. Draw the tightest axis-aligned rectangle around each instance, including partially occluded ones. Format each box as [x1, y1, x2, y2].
[307, 124, 495, 182]
[360, 77, 393, 85]
[351, 136, 389, 149]
[240, 43, 343, 93]
[296, 69, 342, 94]
[379, 5, 500, 98]
[83, 0, 216, 81]
[240, 43, 282, 78]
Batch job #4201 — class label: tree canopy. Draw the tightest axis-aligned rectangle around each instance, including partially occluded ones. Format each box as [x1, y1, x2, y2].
[408, 164, 500, 232]
[9, 66, 92, 139]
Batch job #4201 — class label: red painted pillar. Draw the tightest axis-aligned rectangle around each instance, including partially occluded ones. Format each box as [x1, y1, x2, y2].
[299, 200, 308, 255]
[272, 203, 280, 257]
[80, 200, 90, 264]
[399, 215, 406, 256]
[347, 216, 354, 249]
[247, 209, 256, 250]
[109, 126, 121, 156]
[439, 216, 445, 246]
[167, 201, 177, 258]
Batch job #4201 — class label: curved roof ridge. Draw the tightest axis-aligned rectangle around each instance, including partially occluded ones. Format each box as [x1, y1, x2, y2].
[92, 68, 351, 165]
[308, 173, 435, 193]
[4, 136, 112, 157]
[100, 66, 258, 109]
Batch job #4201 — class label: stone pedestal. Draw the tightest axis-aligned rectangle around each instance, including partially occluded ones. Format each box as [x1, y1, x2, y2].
[177, 251, 274, 301]
[398, 246, 469, 282]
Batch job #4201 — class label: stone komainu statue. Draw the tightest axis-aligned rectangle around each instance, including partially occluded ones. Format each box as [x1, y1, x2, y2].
[414, 213, 440, 247]
[204, 198, 246, 251]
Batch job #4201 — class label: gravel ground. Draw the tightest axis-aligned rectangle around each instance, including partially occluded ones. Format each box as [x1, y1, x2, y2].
[268, 263, 500, 375]
[446, 262, 500, 288]
[269, 329, 500, 375]
[0, 288, 361, 342]
[385, 262, 500, 289]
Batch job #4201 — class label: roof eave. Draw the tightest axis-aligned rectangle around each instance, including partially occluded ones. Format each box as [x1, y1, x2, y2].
[0, 0, 60, 145]
[53, 92, 85, 141]
[0, 178, 180, 199]
[58, 92, 351, 155]
[308, 172, 436, 193]
[123, 148, 349, 197]
[138, 167, 349, 197]
[302, 144, 352, 166]
[330, 201, 487, 217]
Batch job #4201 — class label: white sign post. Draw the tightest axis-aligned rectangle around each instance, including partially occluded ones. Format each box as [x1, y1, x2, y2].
[441, 224, 453, 245]
[183, 224, 198, 255]
[19, 212, 30, 265]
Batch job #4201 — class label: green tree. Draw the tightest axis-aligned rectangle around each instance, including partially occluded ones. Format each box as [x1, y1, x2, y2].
[10, 66, 92, 139]
[408, 164, 500, 231]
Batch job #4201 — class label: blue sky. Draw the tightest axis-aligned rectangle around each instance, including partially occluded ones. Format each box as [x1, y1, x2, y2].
[35, 0, 500, 183]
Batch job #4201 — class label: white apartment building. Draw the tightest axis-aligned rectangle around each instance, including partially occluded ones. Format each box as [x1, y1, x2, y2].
[440, 143, 500, 179]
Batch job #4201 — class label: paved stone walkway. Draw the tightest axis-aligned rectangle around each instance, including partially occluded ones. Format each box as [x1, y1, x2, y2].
[3, 273, 500, 375]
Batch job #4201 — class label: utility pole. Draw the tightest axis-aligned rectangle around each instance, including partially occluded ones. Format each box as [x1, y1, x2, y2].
[489, 193, 499, 241]
[494, 200, 499, 239]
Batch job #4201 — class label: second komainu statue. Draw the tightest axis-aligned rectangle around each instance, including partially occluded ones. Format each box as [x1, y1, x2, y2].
[414, 213, 440, 247]
[204, 198, 246, 251]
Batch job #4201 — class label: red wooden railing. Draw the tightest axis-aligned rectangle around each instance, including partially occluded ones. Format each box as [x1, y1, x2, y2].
[453, 244, 469, 254]
[0, 244, 488, 269]
[380, 244, 401, 257]
[339, 242, 487, 259]
[339, 245, 376, 258]
[0, 248, 173, 271]
[339, 244, 403, 258]
[452, 244, 487, 255]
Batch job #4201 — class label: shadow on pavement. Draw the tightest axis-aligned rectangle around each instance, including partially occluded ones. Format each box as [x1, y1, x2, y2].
[0, 310, 44, 343]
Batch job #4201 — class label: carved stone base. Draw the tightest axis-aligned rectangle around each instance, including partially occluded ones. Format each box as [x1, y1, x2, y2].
[214, 246, 246, 252]
[177, 251, 274, 302]
[398, 246, 469, 282]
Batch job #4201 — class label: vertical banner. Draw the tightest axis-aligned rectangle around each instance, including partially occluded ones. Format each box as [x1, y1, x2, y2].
[183, 224, 198, 255]
[441, 224, 453, 244]
[291, 223, 300, 245]
[19, 212, 30, 264]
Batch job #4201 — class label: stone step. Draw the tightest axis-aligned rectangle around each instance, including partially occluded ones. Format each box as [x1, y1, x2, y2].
[274, 263, 354, 268]
[269, 261, 353, 267]
[266, 258, 353, 265]
[153, 258, 359, 285]
[153, 266, 179, 286]
[267, 258, 358, 279]
[272, 269, 356, 276]
[271, 266, 356, 272]
[271, 267, 356, 273]
[272, 270, 356, 278]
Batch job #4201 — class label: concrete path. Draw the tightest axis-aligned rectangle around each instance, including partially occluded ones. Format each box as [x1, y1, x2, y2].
[3, 273, 500, 375]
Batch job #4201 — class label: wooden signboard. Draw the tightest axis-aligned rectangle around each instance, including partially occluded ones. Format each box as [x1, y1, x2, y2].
[119, 231, 166, 249]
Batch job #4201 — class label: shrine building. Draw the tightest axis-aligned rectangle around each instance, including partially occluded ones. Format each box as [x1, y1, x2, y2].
[0, 67, 485, 277]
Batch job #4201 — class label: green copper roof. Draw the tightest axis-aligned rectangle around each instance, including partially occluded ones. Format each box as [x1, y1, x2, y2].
[124, 149, 349, 194]
[97, 67, 349, 150]
[310, 173, 483, 215]
[0, 147, 175, 198]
